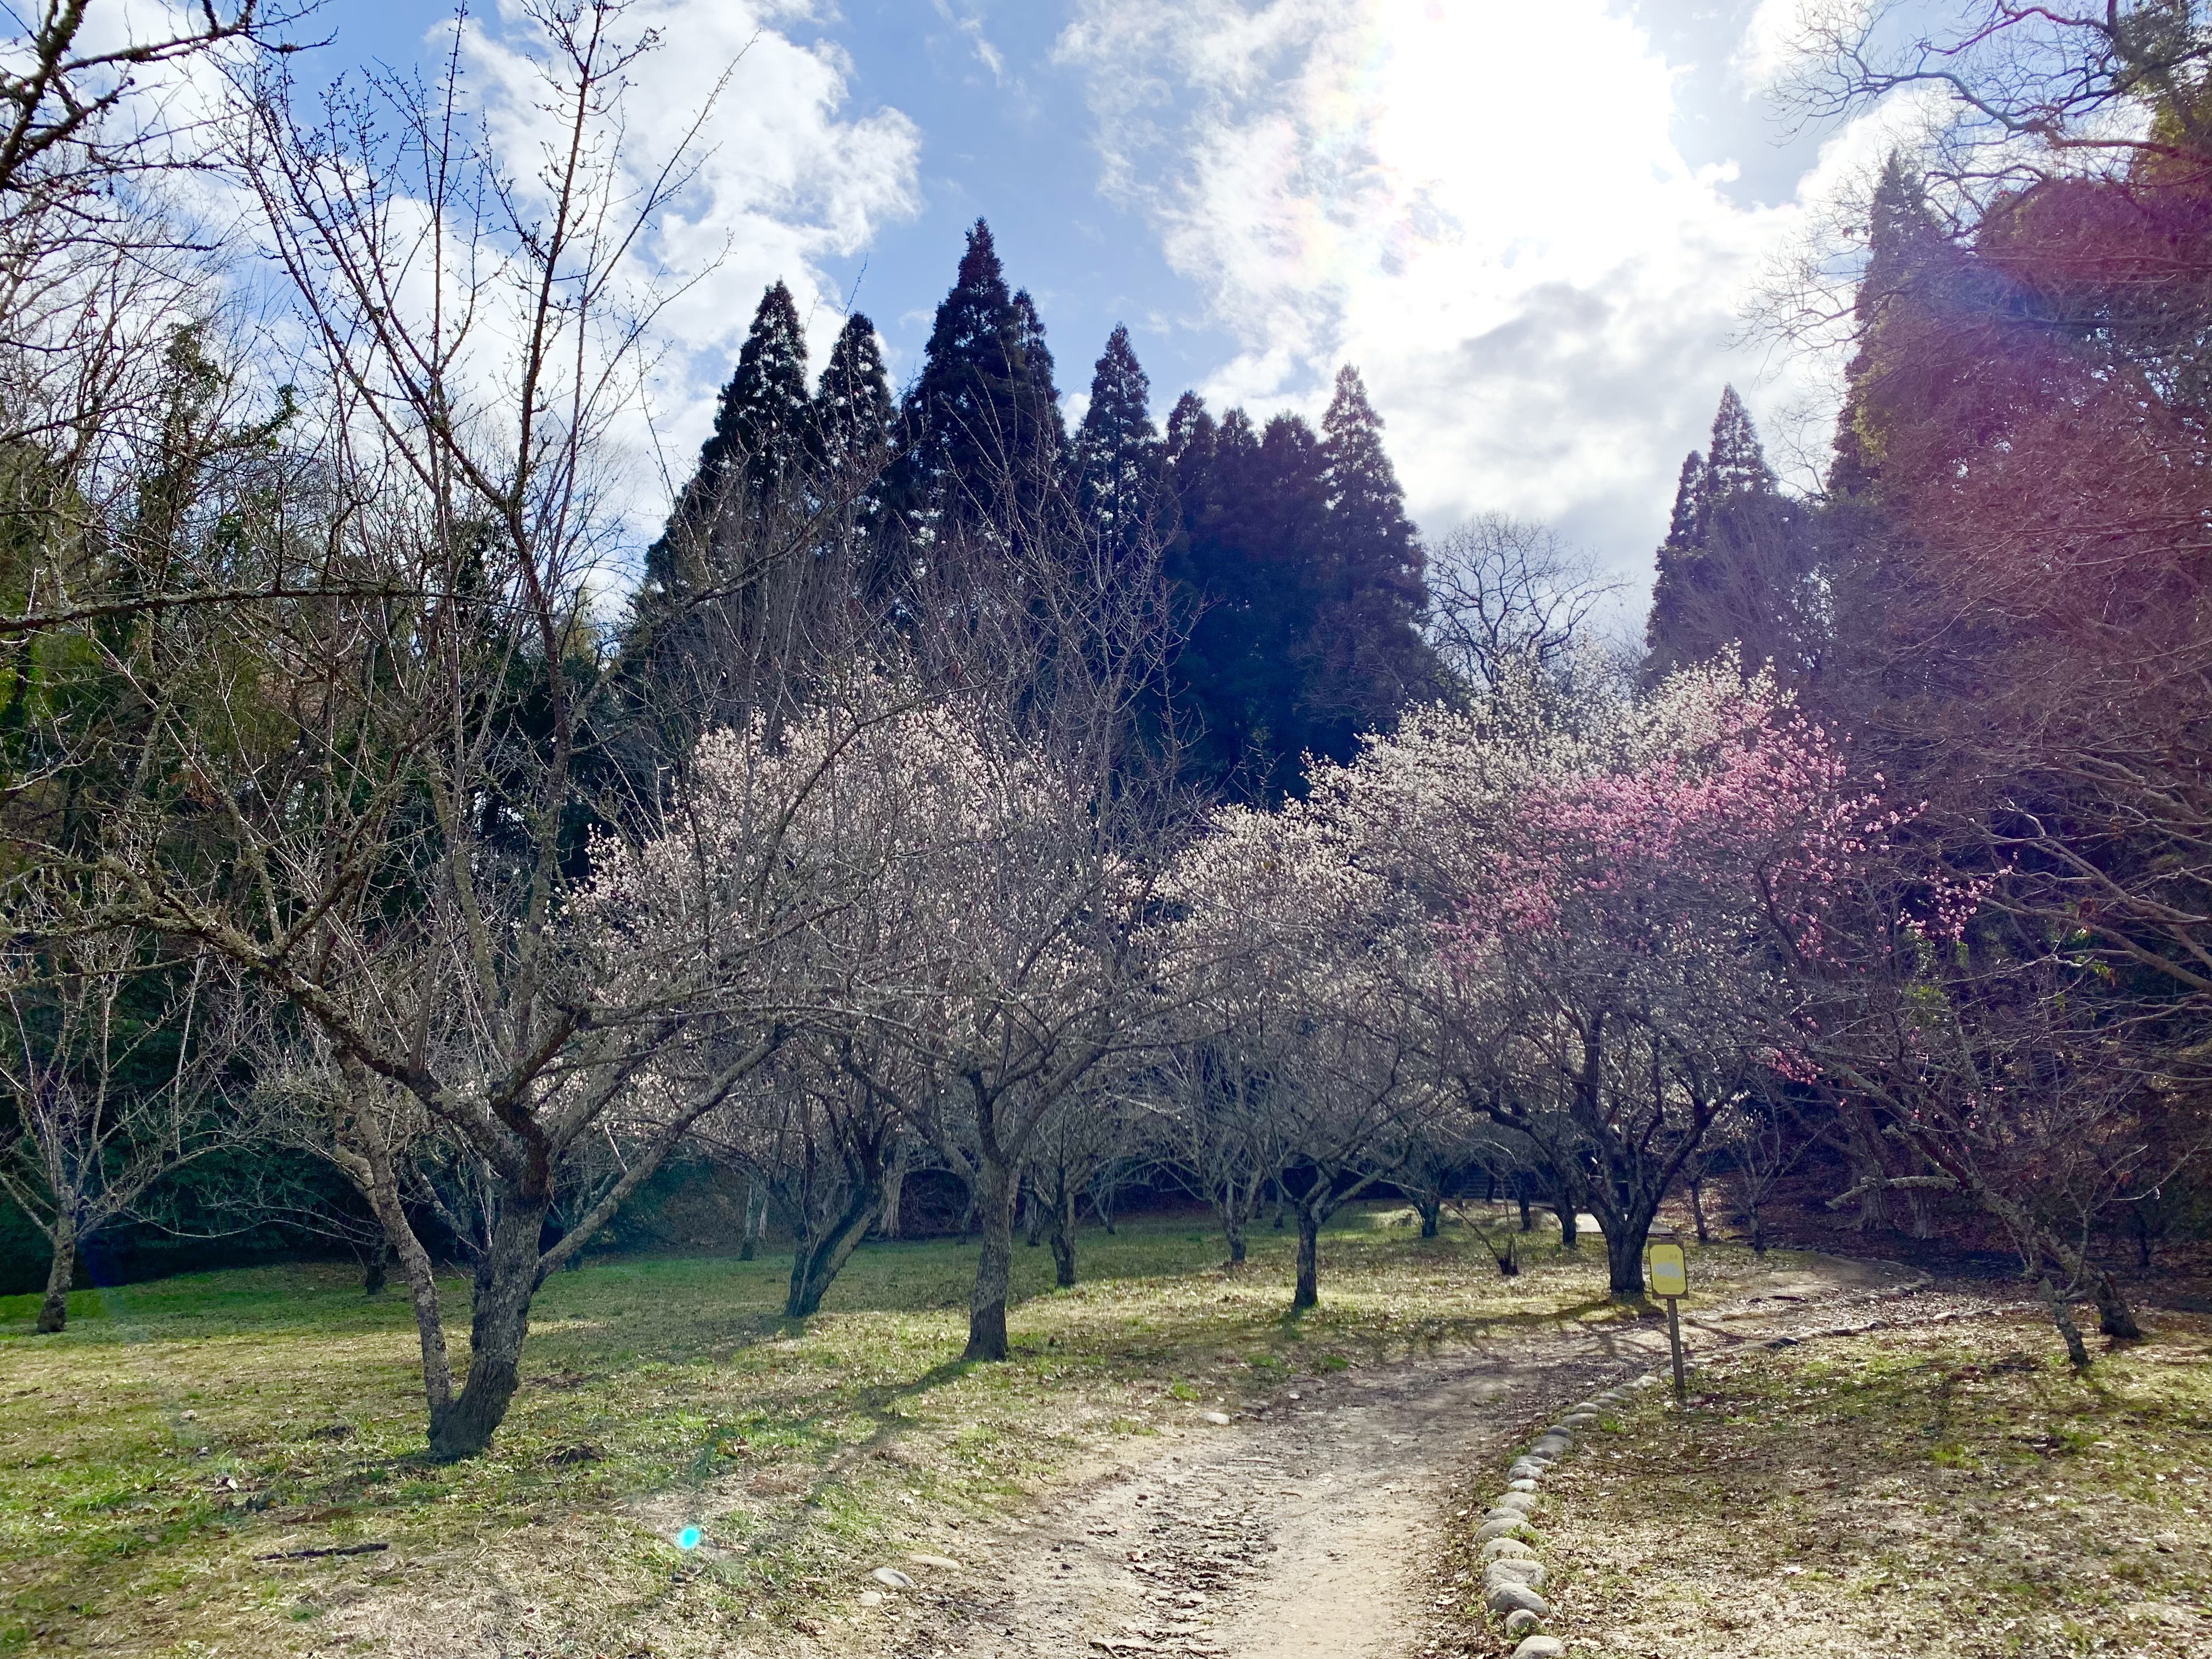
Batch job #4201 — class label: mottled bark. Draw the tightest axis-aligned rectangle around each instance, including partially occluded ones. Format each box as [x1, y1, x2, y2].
[1292, 1205, 1321, 1312]
[964, 1156, 1019, 1361]
[786, 1180, 883, 1318]
[1047, 1183, 1077, 1288]
[35, 1227, 75, 1334]
[430, 1194, 549, 1461]
[2040, 1276, 2091, 1369]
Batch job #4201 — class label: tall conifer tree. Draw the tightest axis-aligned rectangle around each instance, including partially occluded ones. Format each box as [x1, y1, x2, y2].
[812, 312, 896, 501]
[885, 219, 1064, 546]
[1644, 387, 1822, 684]
[1311, 364, 1434, 732]
[642, 281, 812, 612]
[1074, 324, 1164, 562]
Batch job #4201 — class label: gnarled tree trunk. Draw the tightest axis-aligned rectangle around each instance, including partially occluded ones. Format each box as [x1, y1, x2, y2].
[964, 1155, 1020, 1361]
[787, 1180, 884, 1318]
[1292, 1204, 1322, 1312]
[431, 1194, 550, 1462]
[1047, 1182, 1077, 1288]
[35, 1223, 75, 1334]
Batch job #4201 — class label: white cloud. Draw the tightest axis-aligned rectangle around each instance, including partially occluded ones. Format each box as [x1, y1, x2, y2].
[459, 0, 921, 512]
[1058, 0, 1850, 576]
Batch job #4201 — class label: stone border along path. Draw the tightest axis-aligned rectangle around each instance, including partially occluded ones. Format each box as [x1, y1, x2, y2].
[1470, 1374, 1651, 1659]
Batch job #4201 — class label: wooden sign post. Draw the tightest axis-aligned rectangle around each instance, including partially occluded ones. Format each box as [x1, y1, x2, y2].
[1647, 1238, 1689, 1403]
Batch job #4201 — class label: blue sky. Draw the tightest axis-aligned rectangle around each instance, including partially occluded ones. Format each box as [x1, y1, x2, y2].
[291, 0, 1892, 588]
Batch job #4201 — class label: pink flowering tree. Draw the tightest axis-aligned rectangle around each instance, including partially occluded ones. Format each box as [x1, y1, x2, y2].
[1291, 657, 1889, 1296]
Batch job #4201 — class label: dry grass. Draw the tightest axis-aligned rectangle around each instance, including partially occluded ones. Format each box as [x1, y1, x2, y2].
[1476, 1300, 2212, 1659]
[3, 1204, 1724, 1658]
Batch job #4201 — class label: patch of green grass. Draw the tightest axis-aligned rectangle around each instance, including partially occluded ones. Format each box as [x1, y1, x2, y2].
[2, 1205, 1771, 1657]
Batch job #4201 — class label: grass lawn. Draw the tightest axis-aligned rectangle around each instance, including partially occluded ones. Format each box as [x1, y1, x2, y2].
[2, 1204, 1755, 1658]
[1504, 1303, 2212, 1659]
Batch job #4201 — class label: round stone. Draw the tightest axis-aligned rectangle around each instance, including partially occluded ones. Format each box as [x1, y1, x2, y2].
[1483, 1537, 1539, 1560]
[1491, 1491, 1539, 1513]
[1486, 1582, 1551, 1618]
[1475, 1516, 1537, 1544]
[1531, 1435, 1572, 1459]
[1507, 1478, 1538, 1493]
[1485, 1558, 1548, 1592]
[1503, 1609, 1544, 1638]
[1511, 1637, 1567, 1659]
[871, 1566, 914, 1589]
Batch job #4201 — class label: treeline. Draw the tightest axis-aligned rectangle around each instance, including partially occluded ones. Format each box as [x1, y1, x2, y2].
[620, 220, 1437, 805]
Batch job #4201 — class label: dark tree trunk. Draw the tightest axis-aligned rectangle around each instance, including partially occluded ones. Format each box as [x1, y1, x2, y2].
[1688, 1177, 1709, 1244]
[429, 1197, 548, 1462]
[1416, 1194, 1442, 1239]
[363, 1240, 390, 1297]
[1047, 1184, 1077, 1289]
[1516, 1186, 1532, 1232]
[2089, 1268, 2142, 1341]
[35, 1229, 75, 1334]
[786, 1181, 884, 1318]
[2130, 1203, 2153, 1269]
[964, 1157, 1019, 1362]
[1748, 1198, 1767, 1256]
[1023, 1179, 1044, 1248]
[1292, 1206, 1321, 1313]
[1605, 1214, 1652, 1298]
[1556, 1203, 1578, 1251]
[2040, 1277, 2092, 1369]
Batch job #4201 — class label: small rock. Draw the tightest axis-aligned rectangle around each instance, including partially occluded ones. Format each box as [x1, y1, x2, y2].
[180, 1410, 198, 1421]
[859, 1590, 884, 1607]
[1510, 1637, 1566, 1659]
[1530, 1435, 1571, 1459]
[1503, 1609, 1544, 1638]
[1486, 1582, 1550, 1618]
[2152, 1532, 2182, 1553]
[1485, 1558, 1548, 1592]
[1508, 1459, 1548, 1481]
[1477, 1531, 1548, 1557]
[1506, 1478, 1538, 1493]
[871, 1566, 915, 1589]
[1200, 1411, 1232, 1426]
[1491, 1491, 1539, 1514]
[1483, 1537, 1539, 1561]
[908, 1552, 961, 1570]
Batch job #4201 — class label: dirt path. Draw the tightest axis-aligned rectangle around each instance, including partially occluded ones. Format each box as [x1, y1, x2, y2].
[887, 1253, 1918, 1659]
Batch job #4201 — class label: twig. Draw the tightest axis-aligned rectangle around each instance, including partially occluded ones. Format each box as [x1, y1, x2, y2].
[253, 1542, 390, 1561]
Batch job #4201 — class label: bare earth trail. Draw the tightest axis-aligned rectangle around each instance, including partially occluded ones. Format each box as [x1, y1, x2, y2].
[885, 1253, 1921, 1659]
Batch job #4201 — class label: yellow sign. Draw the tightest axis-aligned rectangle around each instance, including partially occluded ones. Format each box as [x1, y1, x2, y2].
[1648, 1240, 1688, 1299]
